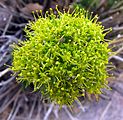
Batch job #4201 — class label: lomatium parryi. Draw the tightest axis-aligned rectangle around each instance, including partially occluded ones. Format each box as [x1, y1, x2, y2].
[11, 7, 111, 106]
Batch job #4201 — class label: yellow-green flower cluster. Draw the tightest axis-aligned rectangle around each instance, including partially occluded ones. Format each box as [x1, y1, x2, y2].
[11, 8, 110, 105]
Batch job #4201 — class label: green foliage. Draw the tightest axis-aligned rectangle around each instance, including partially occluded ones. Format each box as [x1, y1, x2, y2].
[11, 8, 110, 105]
[73, 0, 99, 10]
[73, 0, 121, 10]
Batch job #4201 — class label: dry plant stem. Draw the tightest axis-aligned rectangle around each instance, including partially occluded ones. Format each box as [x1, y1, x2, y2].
[0, 5, 32, 21]
[35, 99, 43, 120]
[111, 1, 123, 9]
[114, 47, 123, 55]
[0, 35, 18, 43]
[10, 22, 26, 27]
[0, 2, 7, 8]
[101, 16, 113, 23]
[99, 92, 116, 120]
[100, 7, 123, 18]
[14, 29, 22, 37]
[99, 94, 111, 100]
[109, 40, 123, 61]
[28, 96, 37, 119]
[19, 13, 33, 20]
[0, 51, 7, 62]
[63, 106, 78, 120]
[117, 35, 123, 39]
[53, 105, 59, 120]
[0, 36, 18, 68]
[75, 100, 86, 112]
[43, 103, 54, 120]
[111, 82, 123, 96]
[7, 91, 20, 120]
[0, 55, 11, 68]
[0, 75, 16, 86]
[0, 37, 17, 52]
[109, 38, 123, 46]
[99, 100, 112, 120]
[2, 14, 13, 36]
[0, 89, 21, 113]
[13, 116, 34, 120]
[109, 56, 123, 62]
[9, 98, 23, 120]
[0, 84, 10, 94]
[0, 45, 8, 53]
[0, 28, 14, 34]
[22, 94, 28, 102]
[113, 26, 123, 31]
[0, 84, 17, 99]
[0, 68, 11, 77]
[43, 103, 47, 115]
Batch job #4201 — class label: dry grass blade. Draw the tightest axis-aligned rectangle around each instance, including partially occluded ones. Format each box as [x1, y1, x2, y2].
[2, 14, 13, 36]
[28, 96, 37, 119]
[99, 100, 112, 120]
[8, 98, 22, 120]
[0, 68, 10, 78]
[0, 75, 15, 86]
[7, 91, 20, 120]
[63, 106, 78, 120]
[43, 103, 54, 120]
[0, 89, 21, 113]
